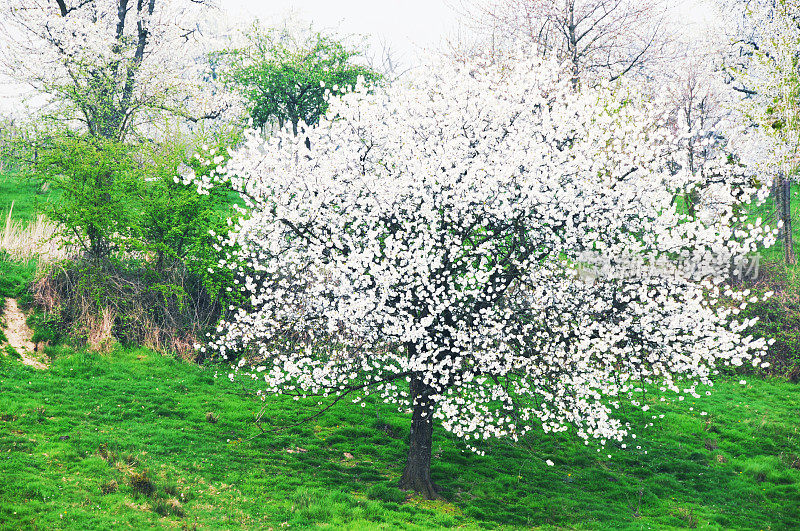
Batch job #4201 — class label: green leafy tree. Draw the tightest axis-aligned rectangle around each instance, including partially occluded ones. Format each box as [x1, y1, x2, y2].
[219, 24, 381, 135]
[31, 135, 143, 261]
[21, 129, 243, 354]
[138, 132, 243, 303]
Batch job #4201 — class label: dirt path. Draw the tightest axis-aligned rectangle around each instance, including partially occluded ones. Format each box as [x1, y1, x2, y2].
[2, 298, 46, 369]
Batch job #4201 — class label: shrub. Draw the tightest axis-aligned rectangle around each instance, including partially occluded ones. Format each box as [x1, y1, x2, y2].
[20, 130, 243, 356]
[31, 258, 230, 358]
[30, 135, 143, 262]
[740, 262, 800, 378]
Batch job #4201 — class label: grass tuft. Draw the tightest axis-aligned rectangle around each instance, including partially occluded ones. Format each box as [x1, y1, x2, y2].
[100, 480, 118, 495]
[129, 470, 156, 498]
[153, 497, 185, 518]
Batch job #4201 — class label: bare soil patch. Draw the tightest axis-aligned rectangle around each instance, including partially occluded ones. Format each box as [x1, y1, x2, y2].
[2, 298, 46, 369]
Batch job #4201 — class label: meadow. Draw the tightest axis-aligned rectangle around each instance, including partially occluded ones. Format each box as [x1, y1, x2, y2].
[1, 345, 799, 530]
[0, 169, 798, 530]
[0, 167, 47, 224]
[3, 0, 800, 527]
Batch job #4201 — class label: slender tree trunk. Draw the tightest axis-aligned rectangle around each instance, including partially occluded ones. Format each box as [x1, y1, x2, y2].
[783, 177, 795, 265]
[399, 372, 440, 499]
[566, 0, 580, 89]
[776, 173, 795, 265]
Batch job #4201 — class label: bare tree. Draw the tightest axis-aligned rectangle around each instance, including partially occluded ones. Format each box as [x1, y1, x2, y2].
[453, 0, 674, 85]
[366, 37, 411, 81]
[668, 62, 725, 169]
[662, 56, 734, 217]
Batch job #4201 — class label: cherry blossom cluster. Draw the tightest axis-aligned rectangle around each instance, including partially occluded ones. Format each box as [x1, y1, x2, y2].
[201, 58, 773, 447]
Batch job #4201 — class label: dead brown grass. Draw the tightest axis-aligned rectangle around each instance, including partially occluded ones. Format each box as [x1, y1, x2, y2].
[31, 260, 221, 359]
[0, 203, 73, 262]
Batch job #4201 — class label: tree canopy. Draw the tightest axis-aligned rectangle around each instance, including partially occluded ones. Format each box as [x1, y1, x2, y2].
[0, 0, 237, 140]
[201, 58, 773, 498]
[218, 24, 381, 134]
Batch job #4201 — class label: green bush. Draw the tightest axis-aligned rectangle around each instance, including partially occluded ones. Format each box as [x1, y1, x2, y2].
[27, 310, 63, 346]
[136, 134, 242, 307]
[18, 129, 245, 356]
[31, 135, 143, 261]
[746, 297, 800, 373]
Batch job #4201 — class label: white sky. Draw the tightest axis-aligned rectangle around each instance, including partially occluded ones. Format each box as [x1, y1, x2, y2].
[0, 0, 723, 116]
[222, 0, 721, 67]
[222, 0, 463, 69]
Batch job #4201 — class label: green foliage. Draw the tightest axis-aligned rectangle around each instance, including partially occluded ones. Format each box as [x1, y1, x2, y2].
[12, 128, 244, 353]
[739, 261, 800, 378]
[0, 348, 799, 529]
[27, 310, 63, 347]
[218, 24, 381, 132]
[20, 127, 241, 267]
[0, 255, 36, 299]
[137, 133, 242, 307]
[30, 135, 143, 261]
[738, 185, 800, 377]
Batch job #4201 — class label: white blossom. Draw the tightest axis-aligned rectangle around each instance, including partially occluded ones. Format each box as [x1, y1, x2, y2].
[202, 58, 771, 448]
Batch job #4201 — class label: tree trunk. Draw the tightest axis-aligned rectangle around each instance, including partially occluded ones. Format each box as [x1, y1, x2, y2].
[399, 373, 440, 499]
[784, 178, 795, 265]
[567, 0, 580, 89]
[776, 173, 795, 265]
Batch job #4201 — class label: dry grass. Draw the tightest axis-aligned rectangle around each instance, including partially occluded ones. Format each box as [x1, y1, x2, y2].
[0, 202, 72, 262]
[85, 306, 117, 352]
[31, 261, 214, 358]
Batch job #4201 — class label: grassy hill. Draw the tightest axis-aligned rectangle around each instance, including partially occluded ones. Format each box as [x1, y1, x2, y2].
[1, 347, 799, 529]
[0, 169, 797, 529]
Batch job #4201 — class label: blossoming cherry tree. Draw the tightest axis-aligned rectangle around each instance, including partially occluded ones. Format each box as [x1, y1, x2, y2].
[203, 60, 771, 498]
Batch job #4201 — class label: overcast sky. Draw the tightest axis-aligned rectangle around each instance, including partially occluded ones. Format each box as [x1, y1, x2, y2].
[0, 0, 721, 115]
[223, 0, 463, 69]
[222, 0, 721, 68]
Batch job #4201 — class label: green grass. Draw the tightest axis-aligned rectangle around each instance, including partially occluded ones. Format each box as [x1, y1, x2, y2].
[738, 183, 800, 374]
[0, 256, 36, 300]
[0, 158, 798, 529]
[0, 349, 798, 530]
[745, 182, 800, 265]
[0, 167, 53, 225]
